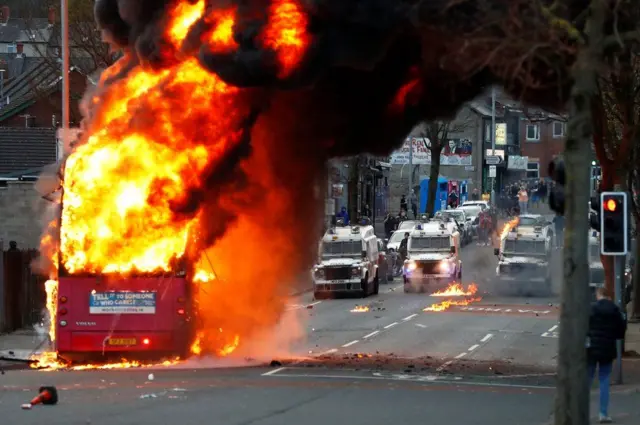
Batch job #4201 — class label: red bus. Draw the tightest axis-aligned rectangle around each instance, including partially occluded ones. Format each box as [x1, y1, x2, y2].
[54, 256, 194, 363]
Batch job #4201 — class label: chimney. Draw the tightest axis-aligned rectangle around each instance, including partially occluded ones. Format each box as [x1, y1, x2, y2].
[48, 6, 56, 26]
[0, 6, 9, 25]
[16, 43, 23, 55]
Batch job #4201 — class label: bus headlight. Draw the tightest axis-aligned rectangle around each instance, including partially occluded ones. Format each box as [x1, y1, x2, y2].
[314, 268, 325, 279]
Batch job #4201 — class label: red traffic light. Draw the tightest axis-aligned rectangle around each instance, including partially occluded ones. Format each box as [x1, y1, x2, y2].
[603, 199, 617, 212]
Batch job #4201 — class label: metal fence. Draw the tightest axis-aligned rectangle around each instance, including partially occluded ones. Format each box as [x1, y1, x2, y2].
[0, 241, 47, 333]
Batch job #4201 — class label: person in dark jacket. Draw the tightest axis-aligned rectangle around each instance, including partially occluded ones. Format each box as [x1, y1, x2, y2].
[587, 287, 627, 423]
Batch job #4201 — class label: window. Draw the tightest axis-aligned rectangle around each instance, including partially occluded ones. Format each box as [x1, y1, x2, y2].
[553, 121, 566, 138]
[6, 44, 16, 54]
[526, 162, 540, 179]
[526, 124, 540, 141]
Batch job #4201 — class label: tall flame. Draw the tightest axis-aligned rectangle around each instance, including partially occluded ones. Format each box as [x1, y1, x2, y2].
[500, 217, 520, 240]
[38, 0, 312, 368]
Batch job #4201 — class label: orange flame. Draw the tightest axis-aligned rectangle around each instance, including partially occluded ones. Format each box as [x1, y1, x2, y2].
[423, 282, 481, 312]
[205, 9, 238, 51]
[41, 0, 313, 366]
[430, 282, 478, 297]
[168, 0, 206, 47]
[44, 279, 58, 343]
[262, 0, 310, 77]
[350, 305, 370, 313]
[423, 297, 482, 312]
[500, 217, 520, 240]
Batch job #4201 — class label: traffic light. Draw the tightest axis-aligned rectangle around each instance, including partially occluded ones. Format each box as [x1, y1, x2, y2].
[548, 158, 565, 214]
[589, 194, 600, 230]
[599, 192, 628, 255]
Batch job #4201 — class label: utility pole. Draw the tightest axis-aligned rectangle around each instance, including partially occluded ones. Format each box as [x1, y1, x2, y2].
[490, 87, 496, 205]
[408, 137, 413, 204]
[554, 1, 606, 424]
[61, 0, 70, 130]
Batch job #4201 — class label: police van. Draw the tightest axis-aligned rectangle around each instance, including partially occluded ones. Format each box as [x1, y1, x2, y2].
[403, 221, 462, 293]
[494, 216, 553, 294]
[313, 222, 379, 298]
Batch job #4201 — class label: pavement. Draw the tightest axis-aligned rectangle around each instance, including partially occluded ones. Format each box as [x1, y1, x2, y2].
[2, 231, 640, 423]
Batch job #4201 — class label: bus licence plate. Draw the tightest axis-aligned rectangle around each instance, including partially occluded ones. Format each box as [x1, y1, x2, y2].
[108, 338, 137, 346]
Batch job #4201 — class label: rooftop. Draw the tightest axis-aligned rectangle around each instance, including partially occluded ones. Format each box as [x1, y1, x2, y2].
[0, 127, 57, 176]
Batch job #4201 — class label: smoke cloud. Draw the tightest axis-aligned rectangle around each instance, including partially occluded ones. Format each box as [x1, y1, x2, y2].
[43, 0, 586, 358]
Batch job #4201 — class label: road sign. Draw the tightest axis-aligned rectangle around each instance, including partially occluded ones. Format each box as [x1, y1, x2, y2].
[489, 165, 496, 178]
[486, 156, 501, 165]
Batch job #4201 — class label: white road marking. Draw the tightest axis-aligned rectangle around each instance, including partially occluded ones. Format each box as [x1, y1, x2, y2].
[308, 301, 322, 307]
[363, 330, 380, 339]
[415, 324, 427, 328]
[261, 367, 286, 376]
[264, 371, 555, 389]
[384, 322, 398, 329]
[480, 333, 494, 342]
[342, 340, 359, 348]
[436, 361, 453, 372]
[468, 344, 479, 351]
[541, 325, 560, 338]
[454, 352, 467, 359]
[319, 348, 338, 355]
[402, 314, 418, 321]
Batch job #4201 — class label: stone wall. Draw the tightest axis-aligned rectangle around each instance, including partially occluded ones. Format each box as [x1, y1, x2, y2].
[388, 105, 484, 214]
[0, 181, 49, 249]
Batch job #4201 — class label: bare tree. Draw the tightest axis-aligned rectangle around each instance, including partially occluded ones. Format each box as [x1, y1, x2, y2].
[417, 109, 475, 217]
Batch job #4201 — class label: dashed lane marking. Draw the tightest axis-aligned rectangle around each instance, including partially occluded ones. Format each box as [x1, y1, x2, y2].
[454, 352, 467, 359]
[541, 324, 559, 338]
[468, 344, 479, 351]
[262, 367, 287, 376]
[403, 314, 418, 321]
[480, 333, 494, 342]
[415, 324, 427, 328]
[319, 348, 338, 355]
[342, 340, 359, 348]
[363, 330, 380, 339]
[384, 322, 398, 329]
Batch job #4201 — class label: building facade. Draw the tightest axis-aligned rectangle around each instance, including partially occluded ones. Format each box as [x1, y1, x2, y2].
[387, 105, 484, 214]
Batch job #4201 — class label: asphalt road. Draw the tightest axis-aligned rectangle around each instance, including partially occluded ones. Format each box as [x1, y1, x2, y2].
[282, 242, 562, 375]
[3, 241, 606, 425]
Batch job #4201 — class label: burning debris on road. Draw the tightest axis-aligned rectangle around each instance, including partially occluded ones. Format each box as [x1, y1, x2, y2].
[350, 305, 370, 313]
[423, 283, 481, 312]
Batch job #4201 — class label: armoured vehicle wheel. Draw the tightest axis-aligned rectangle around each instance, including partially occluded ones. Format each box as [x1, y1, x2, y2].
[373, 273, 380, 295]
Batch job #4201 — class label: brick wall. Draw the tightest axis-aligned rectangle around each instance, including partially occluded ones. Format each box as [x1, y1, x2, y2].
[388, 105, 484, 214]
[519, 119, 565, 179]
[0, 181, 48, 248]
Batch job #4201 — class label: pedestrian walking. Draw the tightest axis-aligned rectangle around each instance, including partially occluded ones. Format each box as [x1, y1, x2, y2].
[400, 195, 408, 213]
[587, 287, 627, 423]
[410, 192, 418, 219]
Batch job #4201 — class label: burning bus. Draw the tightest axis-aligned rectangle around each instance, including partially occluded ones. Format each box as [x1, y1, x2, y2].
[54, 256, 194, 363]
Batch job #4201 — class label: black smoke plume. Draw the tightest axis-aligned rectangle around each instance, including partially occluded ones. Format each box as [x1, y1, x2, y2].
[93, 0, 605, 160]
